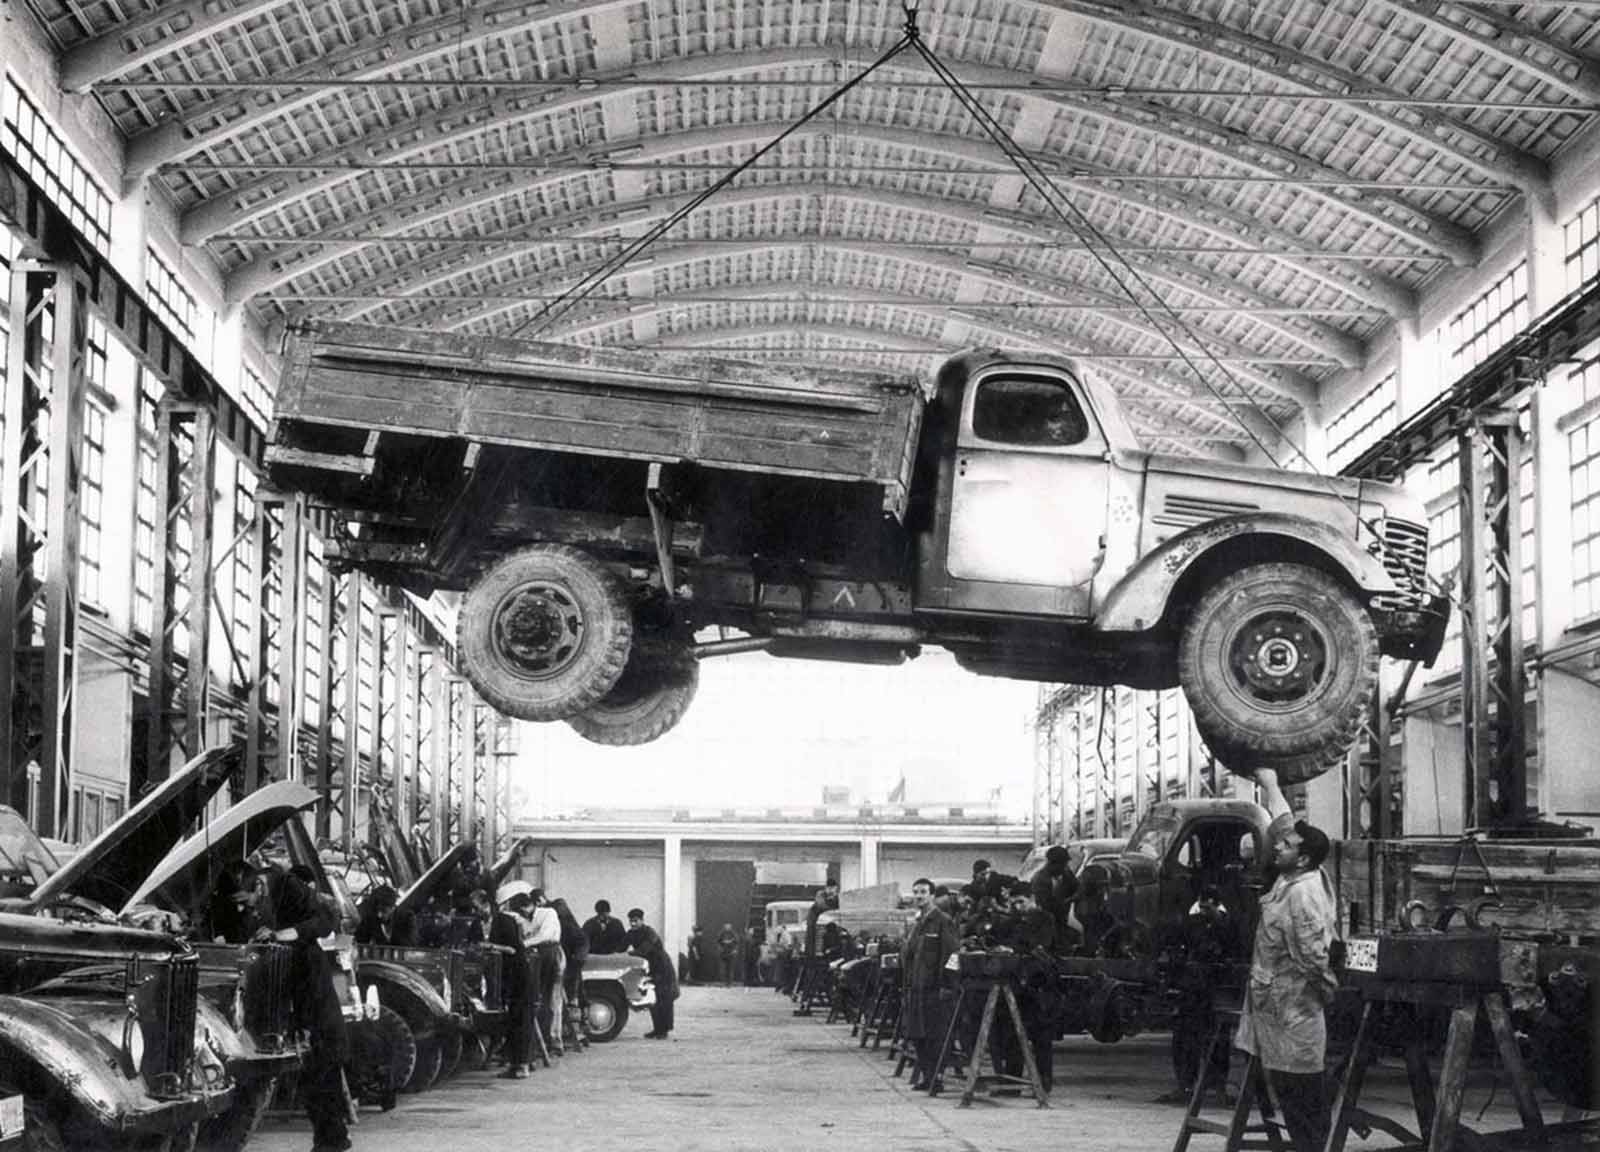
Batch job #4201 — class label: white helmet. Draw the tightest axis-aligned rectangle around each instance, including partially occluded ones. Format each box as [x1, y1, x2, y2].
[497, 880, 534, 906]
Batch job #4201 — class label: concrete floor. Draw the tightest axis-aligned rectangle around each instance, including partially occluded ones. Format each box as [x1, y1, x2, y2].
[250, 987, 1588, 1152]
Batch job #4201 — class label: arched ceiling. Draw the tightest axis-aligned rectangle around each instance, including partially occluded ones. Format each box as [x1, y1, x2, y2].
[24, 0, 1599, 458]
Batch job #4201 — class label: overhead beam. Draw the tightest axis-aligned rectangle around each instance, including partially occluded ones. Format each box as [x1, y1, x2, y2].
[430, 238, 1323, 406]
[227, 124, 1415, 320]
[60, 0, 296, 92]
[233, 181, 1366, 368]
[176, 50, 1474, 267]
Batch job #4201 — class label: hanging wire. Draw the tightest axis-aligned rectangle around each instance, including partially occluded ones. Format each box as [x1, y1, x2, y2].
[507, 16, 919, 340]
[898, 8, 1456, 606]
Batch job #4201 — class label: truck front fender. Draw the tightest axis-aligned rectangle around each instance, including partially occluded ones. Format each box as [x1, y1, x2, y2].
[0, 994, 160, 1133]
[1095, 514, 1397, 634]
[355, 959, 452, 1039]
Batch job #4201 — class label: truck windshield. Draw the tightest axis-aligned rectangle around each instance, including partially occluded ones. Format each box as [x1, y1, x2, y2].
[1126, 809, 1183, 862]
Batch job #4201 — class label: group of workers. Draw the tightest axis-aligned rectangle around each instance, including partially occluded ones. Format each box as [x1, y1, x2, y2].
[792, 766, 1339, 1152]
[356, 885, 679, 1076]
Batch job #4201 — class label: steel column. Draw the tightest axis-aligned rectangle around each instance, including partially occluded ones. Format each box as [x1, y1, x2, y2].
[313, 564, 343, 839]
[145, 401, 215, 778]
[340, 574, 363, 854]
[1456, 412, 1528, 829]
[422, 646, 444, 859]
[0, 262, 87, 836]
[274, 495, 305, 784]
[459, 689, 479, 848]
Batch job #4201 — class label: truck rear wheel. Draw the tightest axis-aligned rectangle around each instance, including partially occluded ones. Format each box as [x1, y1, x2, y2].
[566, 633, 698, 746]
[457, 544, 633, 722]
[1178, 562, 1377, 784]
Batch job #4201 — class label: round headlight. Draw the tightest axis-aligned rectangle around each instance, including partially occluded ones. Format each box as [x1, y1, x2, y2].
[122, 1004, 146, 1078]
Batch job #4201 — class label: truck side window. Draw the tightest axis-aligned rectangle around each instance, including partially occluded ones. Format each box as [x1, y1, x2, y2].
[972, 375, 1089, 447]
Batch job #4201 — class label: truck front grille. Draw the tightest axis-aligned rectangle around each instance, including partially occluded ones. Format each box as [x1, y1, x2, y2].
[152, 953, 199, 1091]
[248, 943, 294, 1042]
[1377, 519, 1430, 605]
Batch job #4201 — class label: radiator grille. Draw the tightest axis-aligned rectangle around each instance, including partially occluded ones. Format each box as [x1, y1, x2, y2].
[1377, 519, 1429, 604]
[248, 943, 293, 1042]
[165, 954, 199, 1088]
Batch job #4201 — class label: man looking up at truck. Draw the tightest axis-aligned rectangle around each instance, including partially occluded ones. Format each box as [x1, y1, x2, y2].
[1235, 768, 1339, 1152]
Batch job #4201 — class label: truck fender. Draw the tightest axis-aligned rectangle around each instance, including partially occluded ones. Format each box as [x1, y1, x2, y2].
[1094, 513, 1398, 634]
[0, 994, 149, 1132]
[356, 960, 451, 1039]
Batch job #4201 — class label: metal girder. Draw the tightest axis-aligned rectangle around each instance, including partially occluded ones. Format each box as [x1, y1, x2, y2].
[183, 44, 1481, 268]
[1370, 0, 1600, 105]
[535, 197, 1366, 368]
[243, 491, 305, 795]
[0, 262, 86, 838]
[339, 573, 364, 854]
[227, 121, 1415, 321]
[372, 608, 397, 840]
[313, 564, 345, 839]
[1457, 412, 1529, 830]
[443, 675, 470, 848]
[0, 151, 265, 469]
[439, 238, 1322, 406]
[1031, 0, 1552, 201]
[238, 184, 1366, 369]
[419, 646, 442, 857]
[145, 401, 216, 782]
[244, 166, 1413, 325]
[1348, 686, 1401, 839]
[60, 0, 296, 92]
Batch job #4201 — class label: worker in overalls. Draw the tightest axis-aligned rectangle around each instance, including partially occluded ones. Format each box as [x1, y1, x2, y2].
[1235, 767, 1339, 1152]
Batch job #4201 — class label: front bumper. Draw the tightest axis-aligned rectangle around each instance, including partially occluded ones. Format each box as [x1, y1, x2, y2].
[1378, 592, 1451, 665]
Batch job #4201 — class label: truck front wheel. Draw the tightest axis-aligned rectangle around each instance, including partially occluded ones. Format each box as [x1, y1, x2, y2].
[457, 544, 633, 722]
[566, 633, 699, 746]
[1178, 563, 1377, 784]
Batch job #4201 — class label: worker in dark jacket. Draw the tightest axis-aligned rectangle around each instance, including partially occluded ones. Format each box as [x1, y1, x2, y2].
[803, 883, 840, 957]
[583, 899, 628, 954]
[231, 860, 350, 1152]
[491, 881, 538, 1079]
[626, 908, 676, 1038]
[988, 881, 1061, 1093]
[901, 877, 960, 1091]
[1029, 845, 1080, 947]
[354, 884, 400, 945]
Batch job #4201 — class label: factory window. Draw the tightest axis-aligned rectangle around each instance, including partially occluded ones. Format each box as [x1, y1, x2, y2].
[1568, 194, 1600, 294]
[79, 395, 107, 608]
[1448, 263, 1527, 377]
[1, 79, 113, 255]
[145, 248, 196, 346]
[1328, 371, 1397, 473]
[1572, 413, 1600, 620]
[242, 364, 273, 425]
[132, 372, 160, 634]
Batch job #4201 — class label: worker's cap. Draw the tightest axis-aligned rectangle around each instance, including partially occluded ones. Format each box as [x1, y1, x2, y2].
[497, 880, 534, 907]
[972, 859, 991, 875]
[1044, 845, 1070, 868]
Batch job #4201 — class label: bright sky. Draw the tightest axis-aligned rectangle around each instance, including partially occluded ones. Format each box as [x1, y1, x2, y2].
[509, 649, 1041, 820]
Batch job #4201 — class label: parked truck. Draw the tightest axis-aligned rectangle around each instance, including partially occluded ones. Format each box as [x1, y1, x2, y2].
[1040, 798, 1600, 1110]
[268, 322, 1446, 774]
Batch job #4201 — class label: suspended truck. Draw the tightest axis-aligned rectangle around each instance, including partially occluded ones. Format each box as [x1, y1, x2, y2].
[268, 321, 1446, 773]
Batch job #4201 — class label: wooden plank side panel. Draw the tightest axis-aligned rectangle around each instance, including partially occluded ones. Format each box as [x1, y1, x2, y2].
[1337, 839, 1600, 939]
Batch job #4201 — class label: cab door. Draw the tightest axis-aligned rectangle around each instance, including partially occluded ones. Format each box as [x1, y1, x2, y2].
[945, 369, 1110, 600]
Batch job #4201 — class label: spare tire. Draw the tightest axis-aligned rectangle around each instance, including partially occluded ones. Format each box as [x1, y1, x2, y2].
[566, 634, 698, 746]
[1178, 562, 1377, 785]
[457, 544, 632, 722]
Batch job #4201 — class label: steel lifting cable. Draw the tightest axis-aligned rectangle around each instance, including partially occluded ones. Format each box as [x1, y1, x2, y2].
[508, 9, 922, 339]
[900, 10, 1457, 608]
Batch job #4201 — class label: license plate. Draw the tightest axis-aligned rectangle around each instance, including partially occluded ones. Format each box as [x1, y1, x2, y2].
[0, 1094, 23, 1139]
[1344, 937, 1379, 973]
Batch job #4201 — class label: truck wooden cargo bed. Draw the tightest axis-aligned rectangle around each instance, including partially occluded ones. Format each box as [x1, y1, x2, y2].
[270, 321, 926, 518]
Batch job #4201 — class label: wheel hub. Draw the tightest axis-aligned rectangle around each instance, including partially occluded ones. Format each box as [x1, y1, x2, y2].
[1228, 611, 1328, 706]
[494, 584, 585, 678]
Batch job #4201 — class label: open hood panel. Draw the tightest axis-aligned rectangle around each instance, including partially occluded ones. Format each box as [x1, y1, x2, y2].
[396, 842, 476, 916]
[29, 745, 240, 912]
[123, 781, 317, 916]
